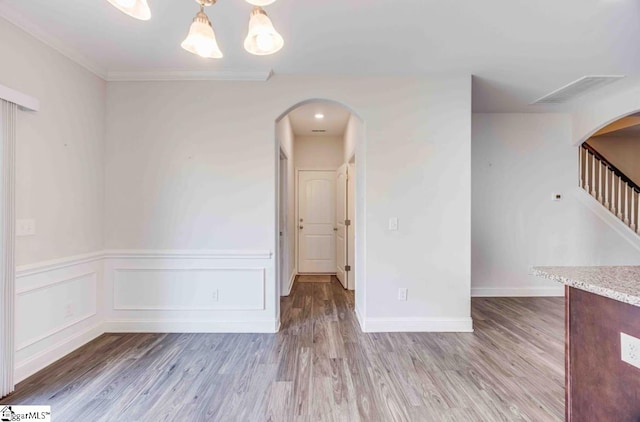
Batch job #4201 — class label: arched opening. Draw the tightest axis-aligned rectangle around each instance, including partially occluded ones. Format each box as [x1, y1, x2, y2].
[579, 113, 640, 235]
[274, 99, 365, 328]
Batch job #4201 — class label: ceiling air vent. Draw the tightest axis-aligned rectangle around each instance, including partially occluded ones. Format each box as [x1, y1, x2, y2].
[312, 129, 327, 133]
[531, 75, 625, 105]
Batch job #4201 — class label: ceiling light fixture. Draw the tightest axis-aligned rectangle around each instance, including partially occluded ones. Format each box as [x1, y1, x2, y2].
[106, 0, 151, 21]
[106, 0, 284, 59]
[314, 113, 325, 119]
[181, 1, 223, 59]
[244, 7, 284, 56]
[246, 0, 277, 5]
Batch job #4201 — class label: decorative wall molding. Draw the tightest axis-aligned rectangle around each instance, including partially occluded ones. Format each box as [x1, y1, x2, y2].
[0, 84, 39, 112]
[106, 70, 273, 82]
[16, 271, 96, 295]
[16, 252, 104, 278]
[471, 287, 565, 297]
[103, 249, 273, 260]
[14, 323, 103, 383]
[0, 3, 108, 79]
[16, 311, 96, 352]
[361, 317, 474, 333]
[112, 268, 266, 311]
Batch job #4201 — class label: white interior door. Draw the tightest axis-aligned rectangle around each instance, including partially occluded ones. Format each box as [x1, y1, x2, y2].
[336, 164, 348, 287]
[298, 170, 336, 273]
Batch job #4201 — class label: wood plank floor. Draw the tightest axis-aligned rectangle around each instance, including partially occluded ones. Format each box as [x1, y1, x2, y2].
[1, 278, 565, 421]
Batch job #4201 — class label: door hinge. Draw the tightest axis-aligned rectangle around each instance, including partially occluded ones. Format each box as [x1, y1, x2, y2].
[345, 265, 352, 272]
[345, 219, 351, 226]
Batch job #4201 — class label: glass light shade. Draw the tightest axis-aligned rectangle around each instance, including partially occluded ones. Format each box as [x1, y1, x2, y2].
[106, 0, 151, 21]
[181, 10, 223, 59]
[244, 7, 284, 56]
[245, 0, 277, 5]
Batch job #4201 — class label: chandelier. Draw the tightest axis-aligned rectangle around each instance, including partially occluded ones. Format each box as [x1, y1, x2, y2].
[106, 0, 284, 58]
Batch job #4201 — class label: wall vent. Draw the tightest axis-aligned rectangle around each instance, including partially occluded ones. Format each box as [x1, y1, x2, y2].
[312, 129, 327, 133]
[531, 75, 625, 105]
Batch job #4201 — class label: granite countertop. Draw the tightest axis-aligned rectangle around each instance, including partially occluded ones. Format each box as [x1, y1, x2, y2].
[533, 266, 640, 307]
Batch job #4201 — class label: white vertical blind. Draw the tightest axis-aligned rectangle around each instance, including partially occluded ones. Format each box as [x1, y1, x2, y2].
[0, 99, 16, 398]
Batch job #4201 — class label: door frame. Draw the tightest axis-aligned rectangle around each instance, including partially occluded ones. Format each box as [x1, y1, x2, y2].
[295, 168, 338, 274]
[278, 148, 289, 297]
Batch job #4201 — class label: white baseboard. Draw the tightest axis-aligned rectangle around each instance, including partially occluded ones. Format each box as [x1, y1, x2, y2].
[472, 287, 565, 297]
[284, 269, 296, 296]
[15, 323, 104, 383]
[104, 319, 280, 333]
[361, 317, 473, 333]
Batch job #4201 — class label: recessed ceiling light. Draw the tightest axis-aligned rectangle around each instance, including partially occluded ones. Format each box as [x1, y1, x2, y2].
[314, 113, 325, 119]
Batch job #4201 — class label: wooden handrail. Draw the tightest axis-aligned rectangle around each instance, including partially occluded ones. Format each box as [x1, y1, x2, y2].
[582, 143, 640, 194]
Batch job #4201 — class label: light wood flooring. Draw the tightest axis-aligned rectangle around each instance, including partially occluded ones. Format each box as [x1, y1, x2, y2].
[1, 278, 565, 421]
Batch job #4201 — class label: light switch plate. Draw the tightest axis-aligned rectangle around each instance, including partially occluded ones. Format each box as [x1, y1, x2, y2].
[389, 217, 399, 231]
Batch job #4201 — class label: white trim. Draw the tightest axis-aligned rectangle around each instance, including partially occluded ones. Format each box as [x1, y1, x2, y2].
[16, 252, 103, 278]
[0, 9, 107, 79]
[361, 317, 474, 333]
[574, 188, 640, 252]
[16, 311, 97, 352]
[106, 70, 273, 82]
[112, 268, 266, 311]
[104, 249, 272, 260]
[104, 319, 279, 333]
[471, 287, 565, 297]
[284, 269, 296, 296]
[16, 271, 96, 296]
[14, 323, 104, 383]
[354, 306, 365, 332]
[0, 84, 39, 112]
[15, 249, 272, 278]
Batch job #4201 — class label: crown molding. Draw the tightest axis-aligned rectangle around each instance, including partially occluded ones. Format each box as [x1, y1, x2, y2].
[0, 5, 108, 80]
[106, 69, 273, 82]
[0, 5, 273, 83]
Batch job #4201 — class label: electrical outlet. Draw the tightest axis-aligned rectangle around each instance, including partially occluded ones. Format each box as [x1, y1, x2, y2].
[212, 289, 219, 302]
[398, 288, 408, 301]
[621, 333, 640, 369]
[16, 219, 36, 237]
[64, 303, 75, 318]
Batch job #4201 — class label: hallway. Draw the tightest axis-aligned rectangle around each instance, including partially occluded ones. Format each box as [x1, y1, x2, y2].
[2, 279, 564, 421]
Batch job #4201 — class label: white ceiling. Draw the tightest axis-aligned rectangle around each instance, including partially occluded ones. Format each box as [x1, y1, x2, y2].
[1, 0, 640, 111]
[287, 101, 351, 137]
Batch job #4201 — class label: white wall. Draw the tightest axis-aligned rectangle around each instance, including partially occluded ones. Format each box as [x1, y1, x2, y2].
[105, 75, 473, 333]
[0, 18, 106, 381]
[587, 135, 640, 186]
[472, 113, 640, 297]
[294, 135, 343, 169]
[343, 114, 361, 162]
[276, 116, 296, 295]
[0, 19, 106, 266]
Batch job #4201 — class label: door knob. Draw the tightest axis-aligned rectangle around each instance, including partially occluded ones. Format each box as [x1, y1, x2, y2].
[333, 228, 338, 231]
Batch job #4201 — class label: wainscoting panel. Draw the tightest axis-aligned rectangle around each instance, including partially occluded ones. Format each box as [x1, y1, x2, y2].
[16, 271, 97, 350]
[14, 253, 103, 382]
[104, 250, 277, 333]
[113, 268, 265, 311]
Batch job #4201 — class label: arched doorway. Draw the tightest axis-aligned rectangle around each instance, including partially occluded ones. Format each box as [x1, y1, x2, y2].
[579, 113, 640, 234]
[274, 99, 365, 326]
